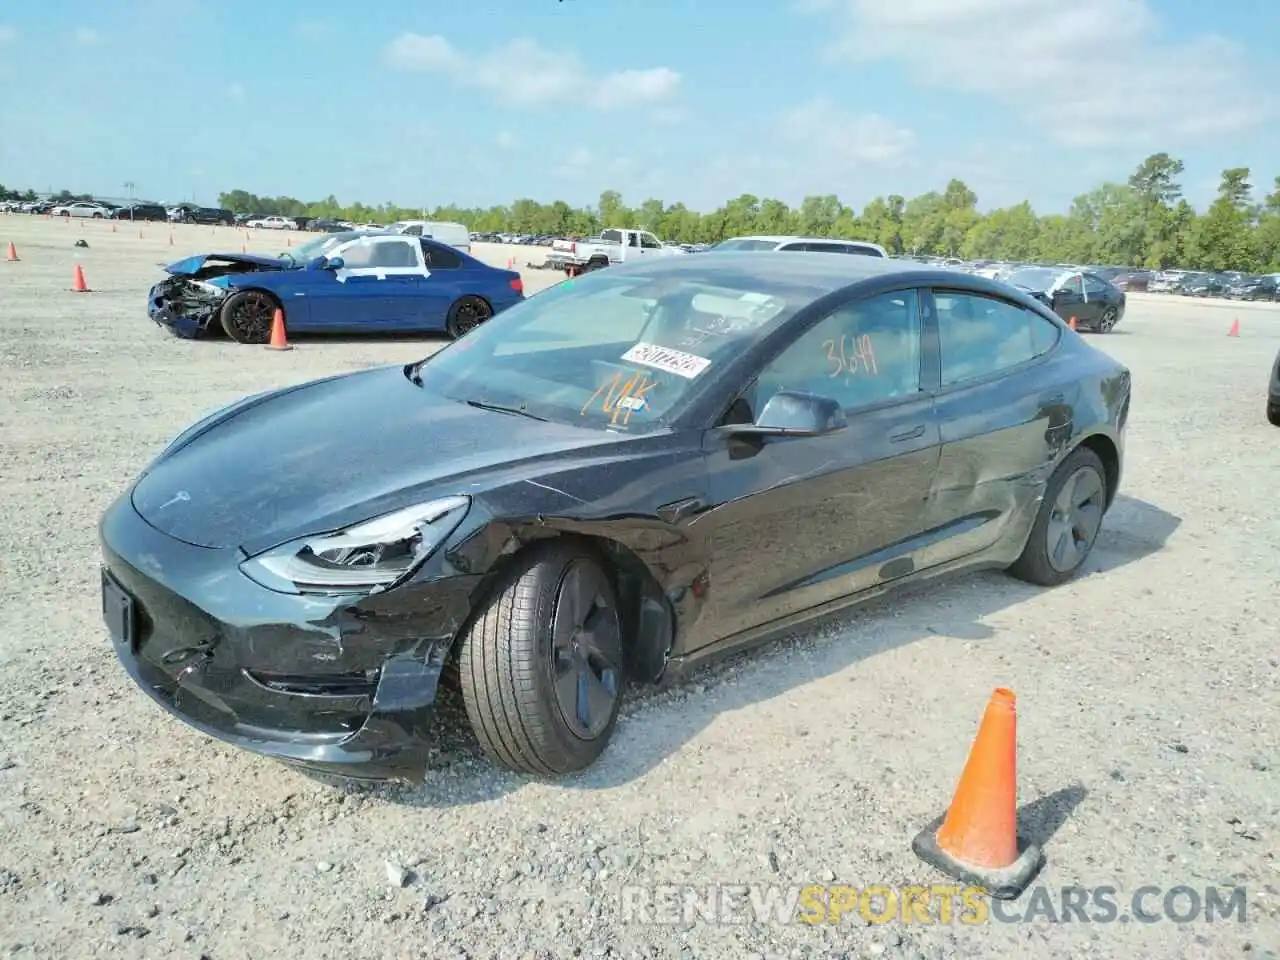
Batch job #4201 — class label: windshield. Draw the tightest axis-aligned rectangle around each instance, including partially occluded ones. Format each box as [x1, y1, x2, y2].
[281, 231, 365, 263]
[1005, 267, 1063, 291]
[412, 269, 804, 431]
[712, 238, 782, 251]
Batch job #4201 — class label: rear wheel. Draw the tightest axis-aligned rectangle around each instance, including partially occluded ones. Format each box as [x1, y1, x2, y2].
[445, 295, 492, 338]
[220, 290, 278, 344]
[1007, 446, 1107, 586]
[1097, 307, 1118, 332]
[457, 541, 625, 776]
[1268, 401, 1280, 427]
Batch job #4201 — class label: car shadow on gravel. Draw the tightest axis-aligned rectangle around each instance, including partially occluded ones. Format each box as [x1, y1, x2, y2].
[376, 494, 1180, 806]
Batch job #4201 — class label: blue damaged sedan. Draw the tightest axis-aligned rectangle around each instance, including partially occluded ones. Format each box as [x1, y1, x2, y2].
[147, 230, 524, 342]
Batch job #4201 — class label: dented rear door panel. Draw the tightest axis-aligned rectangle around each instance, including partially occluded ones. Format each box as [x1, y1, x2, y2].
[921, 355, 1077, 568]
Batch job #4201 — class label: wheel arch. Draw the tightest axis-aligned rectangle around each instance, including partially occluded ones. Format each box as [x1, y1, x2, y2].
[1075, 432, 1120, 507]
[451, 529, 676, 687]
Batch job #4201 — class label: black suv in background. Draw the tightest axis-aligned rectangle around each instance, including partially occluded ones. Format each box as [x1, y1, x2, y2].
[111, 202, 168, 222]
[168, 203, 235, 225]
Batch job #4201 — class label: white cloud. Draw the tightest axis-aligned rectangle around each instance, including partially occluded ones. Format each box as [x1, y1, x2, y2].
[805, 0, 1267, 147]
[0, 25, 15, 43]
[72, 27, 102, 46]
[384, 34, 680, 110]
[780, 99, 915, 164]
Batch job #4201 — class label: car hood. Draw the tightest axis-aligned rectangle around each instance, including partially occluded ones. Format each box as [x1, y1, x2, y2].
[163, 253, 289, 276]
[131, 366, 623, 551]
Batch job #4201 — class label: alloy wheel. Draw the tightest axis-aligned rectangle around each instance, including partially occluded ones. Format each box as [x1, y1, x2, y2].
[1099, 307, 1118, 332]
[549, 561, 622, 740]
[452, 299, 492, 336]
[229, 293, 275, 342]
[1046, 466, 1105, 573]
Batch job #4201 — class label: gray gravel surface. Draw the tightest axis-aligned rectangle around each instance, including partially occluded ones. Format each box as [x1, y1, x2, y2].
[0, 216, 1278, 959]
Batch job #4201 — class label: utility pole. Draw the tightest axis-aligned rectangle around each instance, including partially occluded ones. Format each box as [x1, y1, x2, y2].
[123, 181, 136, 220]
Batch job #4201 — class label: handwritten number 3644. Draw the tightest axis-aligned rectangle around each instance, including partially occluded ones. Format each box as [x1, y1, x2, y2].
[824, 334, 879, 379]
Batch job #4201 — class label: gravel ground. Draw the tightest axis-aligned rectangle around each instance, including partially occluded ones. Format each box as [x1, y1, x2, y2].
[0, 215, 1277, 960]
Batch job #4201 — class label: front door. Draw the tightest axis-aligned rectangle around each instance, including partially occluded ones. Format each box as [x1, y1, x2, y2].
[682, 288, 941, 652]
[307, 237, 427, 330]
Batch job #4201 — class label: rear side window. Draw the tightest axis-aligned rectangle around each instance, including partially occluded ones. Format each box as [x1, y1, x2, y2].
[805, 242, 850, 254]
[368, 240, 420, 269]
[844, 244, 885, 257]
[934, 291, 1059, 387]
[420, 239, 461, 269]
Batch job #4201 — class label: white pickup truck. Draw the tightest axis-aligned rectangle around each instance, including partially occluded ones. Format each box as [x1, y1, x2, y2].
[545, 228, 686, 275]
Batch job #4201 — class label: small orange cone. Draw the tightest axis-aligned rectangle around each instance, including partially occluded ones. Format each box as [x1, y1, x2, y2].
[5, 241, 17, 262]
[1228, 318, 1240, 337]
[71, 264, 89, 292]
[265, 308, 292, 351]
[1068, 316, 1077, 330]
[911, 688, 1044, 900]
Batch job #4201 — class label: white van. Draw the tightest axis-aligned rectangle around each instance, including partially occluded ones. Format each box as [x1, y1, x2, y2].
[388, 220, 471, 253]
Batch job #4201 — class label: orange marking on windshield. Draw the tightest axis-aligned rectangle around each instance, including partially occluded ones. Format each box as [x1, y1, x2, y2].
[581, 369, 659, 425]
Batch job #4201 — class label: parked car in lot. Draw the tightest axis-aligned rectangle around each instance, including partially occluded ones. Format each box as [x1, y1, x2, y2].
[246, 215, 298, 230]
[1002, 266, 1126, 332]
[546, 228, 687, 274]
[1111, 270, 1153, 292]
[145, 230, 523, 342]
[103, 253, 1130, 780]
[1269, 348, 1280, 426]
[1224, 275, 1280, 301]
[1178, 273, 1229, 297]
[168, 204, 235, 226]
[387, 220, 472, 253]
[711, 235, 889, 258]
[111, 202, 169, 222]
[51, 201, 115, 218]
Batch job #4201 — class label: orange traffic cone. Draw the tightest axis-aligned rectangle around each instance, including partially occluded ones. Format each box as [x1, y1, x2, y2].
[1068, 316, 1077, 330]
[1228, 318, 1240, 337]
[265, 308, 292, 351]
[71, 264, 89, 292]
[5, 241, 17, 262]
[911, 688, 1044, 900]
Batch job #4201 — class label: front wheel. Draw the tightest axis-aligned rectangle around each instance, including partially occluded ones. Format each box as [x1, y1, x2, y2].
[458, 541, 625, 776]
[1097, 307, 1119, 333]
[1007, 446, 1108, 586]
[445, 295, 492, 338]
[220, 290, 278, 344]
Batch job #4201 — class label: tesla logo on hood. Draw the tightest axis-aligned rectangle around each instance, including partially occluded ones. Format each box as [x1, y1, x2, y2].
[157, 490, 190, 510]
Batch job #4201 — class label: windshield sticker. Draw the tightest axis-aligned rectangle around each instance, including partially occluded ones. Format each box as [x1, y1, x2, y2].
[824, 334, 879, 379]
[621, 342, 711, 380]
[581, 370, 659, 426]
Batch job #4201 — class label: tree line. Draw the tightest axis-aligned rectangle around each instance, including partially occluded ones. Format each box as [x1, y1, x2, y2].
[6, 154, 1280, 271]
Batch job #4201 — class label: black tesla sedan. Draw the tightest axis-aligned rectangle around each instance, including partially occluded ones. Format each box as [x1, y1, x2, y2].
[1002, 266, 1126, 332]
[99, 254, 1131, 781]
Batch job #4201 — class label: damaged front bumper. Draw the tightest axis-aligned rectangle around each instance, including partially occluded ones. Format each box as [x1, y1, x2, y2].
[147, 277, 228, 339]
[99, 491, 476, 782]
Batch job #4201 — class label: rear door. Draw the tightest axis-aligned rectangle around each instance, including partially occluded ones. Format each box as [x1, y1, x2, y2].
[918, 288, 1068, 569]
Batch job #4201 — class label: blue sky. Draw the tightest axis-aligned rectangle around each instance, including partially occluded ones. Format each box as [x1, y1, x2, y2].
[1, 0, 1278, 215]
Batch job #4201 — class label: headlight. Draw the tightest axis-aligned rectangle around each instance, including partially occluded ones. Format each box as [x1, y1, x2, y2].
[239, 496, 471, 594]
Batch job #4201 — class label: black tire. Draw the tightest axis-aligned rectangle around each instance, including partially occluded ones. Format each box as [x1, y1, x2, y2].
[1268, 401, 1280, 427]
[219, 290, 279, 344]
[1097, 307, 1118, 333]
[1007, 446, 1108, 587]
[586, 257, 609, 272]
[457, 541, 625, 776]
[92, 212, 102, 219]
[445, 295, 493, 338]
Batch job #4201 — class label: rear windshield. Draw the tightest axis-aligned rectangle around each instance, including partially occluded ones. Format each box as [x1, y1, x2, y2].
[712, 239, 782, 251]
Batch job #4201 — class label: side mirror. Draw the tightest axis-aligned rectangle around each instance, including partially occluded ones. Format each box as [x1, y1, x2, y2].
[723, 390, 848, 438]
[323, 256, 345, 271]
